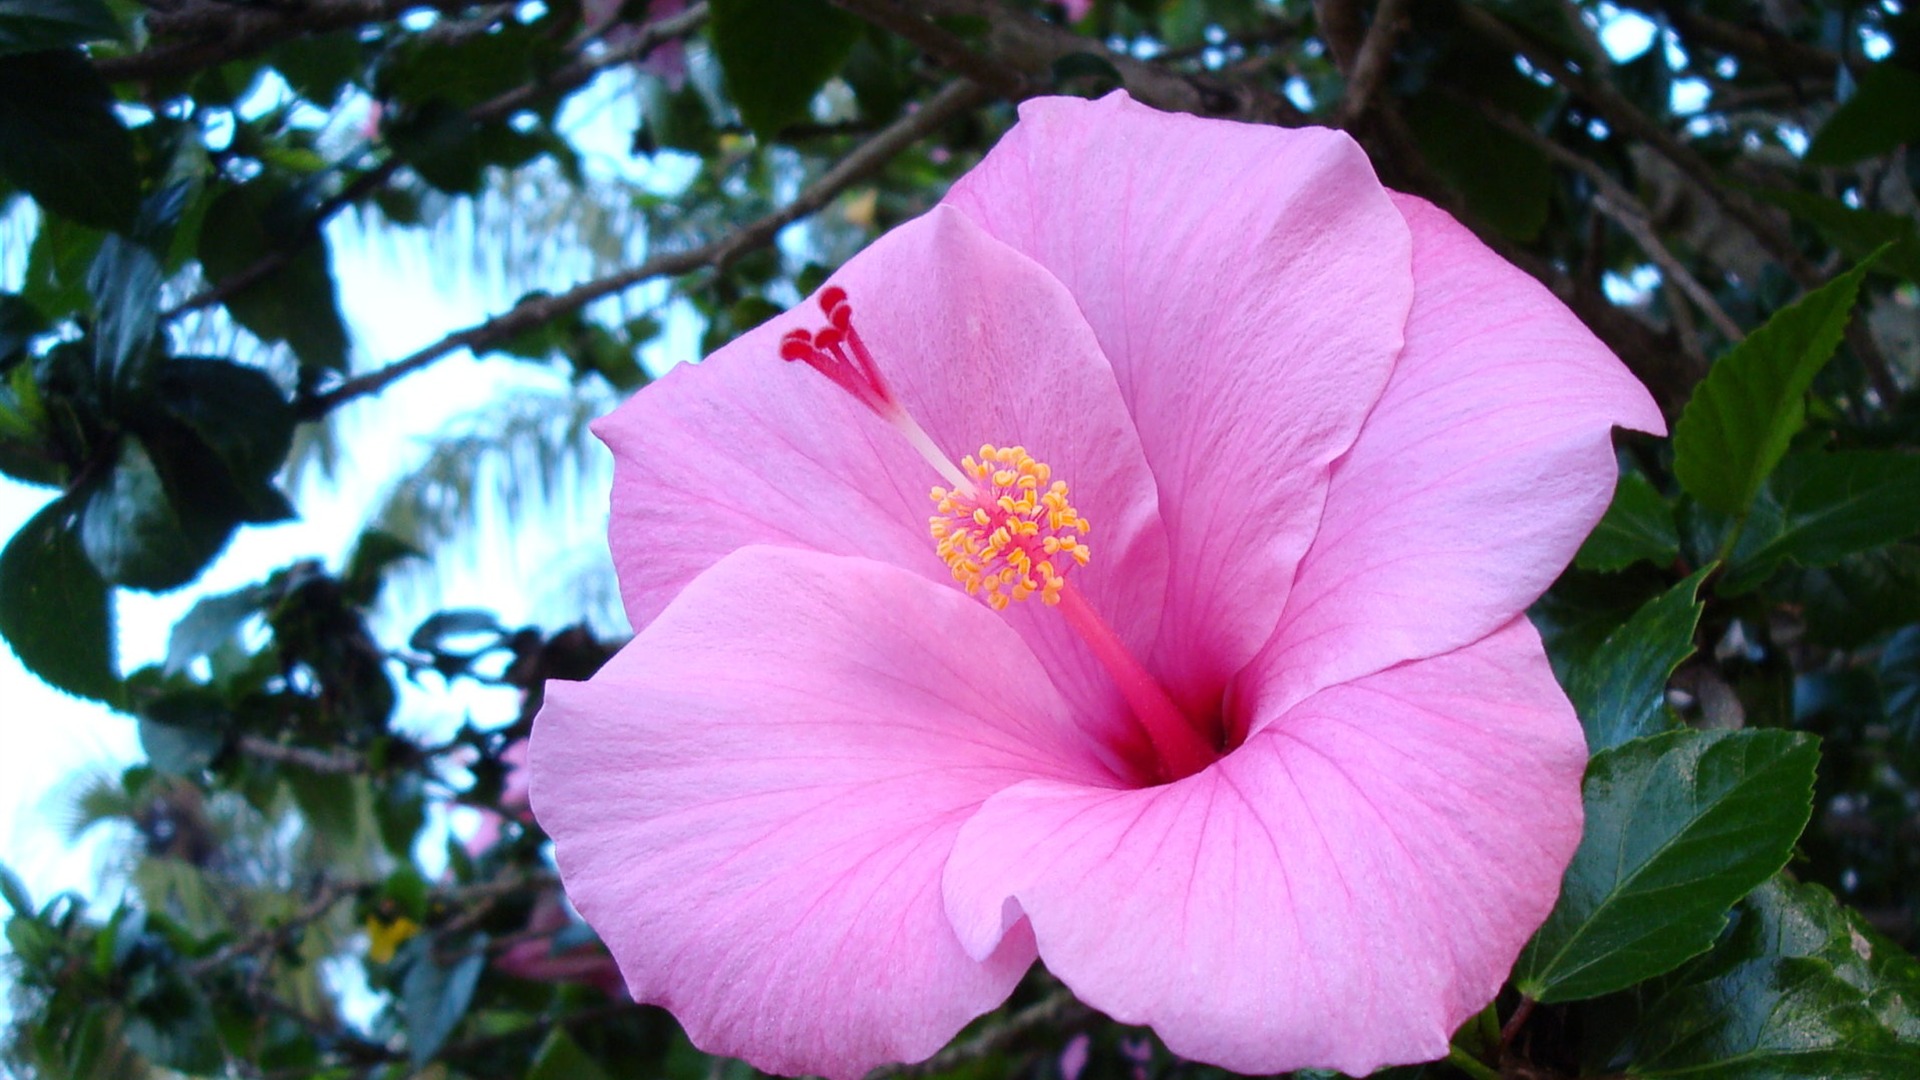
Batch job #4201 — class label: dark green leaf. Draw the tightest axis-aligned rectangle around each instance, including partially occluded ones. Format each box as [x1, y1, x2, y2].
[21, 212, 102, 318]
[1782, 543, 1920, 649]
[1673, 258, 1877, 518]
[0, 495, 116, 701]
[86, 234, 164, 395]
[78, 438, 233, 591]
[341, 530, 422, 608]
[165, 586, 266, 674]
[270, 30, 362, 106]
[1577, 469, 1681, 572]
[409, 609, 504, 654]
[1514, 728, 1819, 1002]
[138, 690, 229, 775]
[152, 358, 296, 508]
[397, 932, 487, 1066]
[0, 293, 43, 362]
[0, 50, 138, 231]
[284, 770, 362, 846]
[0, 863, 32, 915]
[1564, 567, 1709, 753]
[1587, 879, 1920, 1077]
[1807, 63, 1920, 166]
[530, 1028, 616, 1080]
[1725, 451, 1920, 593]
[1404, 93, 1552, 242]
[1753, 187, 1920, 285]
[384, 99, 485, 194]
[0, 0, 119, 54]
[197, 181, 350, 370]
[709, 0, 862, 138]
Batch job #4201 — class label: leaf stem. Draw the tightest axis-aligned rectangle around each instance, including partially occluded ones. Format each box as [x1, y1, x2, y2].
[1446, 1042, 1501, 1080]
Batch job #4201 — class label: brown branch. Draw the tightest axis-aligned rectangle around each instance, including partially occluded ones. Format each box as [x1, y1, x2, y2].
[911, 0, 1307, 125]
[160, 2, 711, 322]
[301, 78, 995, 416]
[1452, 1, 1818, 289]
[827, 0, 1029, 98]
[236, 734, 369, 774]
[185, 877, 363, 978]
[1335, 0, 1414, 127]
[872, 990, 1088, 1078]
[1461, 94, 1746, 342]
[97, 0, 472, 83]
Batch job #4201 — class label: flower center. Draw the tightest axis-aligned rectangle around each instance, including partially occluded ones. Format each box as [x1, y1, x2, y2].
[929, 445, 1090, 611]
[781, 287, 1218, 782]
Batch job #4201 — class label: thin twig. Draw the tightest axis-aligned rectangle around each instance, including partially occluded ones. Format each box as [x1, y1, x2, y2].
[97, 0, 470, 82]
[185, 877, 363, 978]
[237, 734, 369, 774]
[871, 990, 1087, 1078]
[1335, 0, 1413, 126]
[301, 78, 994, 416]
[160, 2, 711, 321]
[827, 0, 1029, 97]
[1460, 92, 1746, 342]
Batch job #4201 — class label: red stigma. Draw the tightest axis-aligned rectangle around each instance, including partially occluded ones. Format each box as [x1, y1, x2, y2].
[779, 288, 896, 415]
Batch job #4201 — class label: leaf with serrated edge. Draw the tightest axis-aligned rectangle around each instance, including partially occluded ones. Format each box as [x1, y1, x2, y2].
[0, 496, 117, 702]
[1673, 258, 1877, 518]
[1565, 567, 1709, 753]
[1584, 878, 1920, 1076]
[1514, 728, 1819, 1002]
[1725, 451, 1920, 593]
[1577, 469, 1680, 572]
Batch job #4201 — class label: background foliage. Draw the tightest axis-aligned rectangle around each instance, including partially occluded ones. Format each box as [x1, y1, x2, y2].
[3, 0, 1920, 1076]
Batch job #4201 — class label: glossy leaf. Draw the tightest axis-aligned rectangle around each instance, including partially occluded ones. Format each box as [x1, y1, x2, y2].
[1515, 728, 1819, 1003]
[1564, 567, 1709, 753]
[0, 0, 119, 54]
[0, 50, 138, 232]
[0, 496, 117, 701]
[78, 438, 233, 591]
[1807, 63, 1920, 166]
[1724, 451, 1920, 593]
[398, 933, 487, 1066]
[1673, 258, 1876, 518]
[709, 0, 862, 138]
[1755, 187, 1920, 285]
[85, 234, 165, 397]
[197, 182, 351, 370]
[1587, 879, 1920, 1077]
[1577, 469, 1680, 573]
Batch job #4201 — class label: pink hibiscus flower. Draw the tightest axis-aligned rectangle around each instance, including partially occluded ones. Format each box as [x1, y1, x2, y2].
[529, 92, 1663, 1077]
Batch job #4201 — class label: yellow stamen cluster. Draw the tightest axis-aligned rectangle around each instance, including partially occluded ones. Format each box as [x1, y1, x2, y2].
[930, 444, 1090, 611]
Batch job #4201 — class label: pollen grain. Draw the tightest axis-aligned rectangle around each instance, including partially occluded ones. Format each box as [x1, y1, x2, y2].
[930, 445, 1090, 611]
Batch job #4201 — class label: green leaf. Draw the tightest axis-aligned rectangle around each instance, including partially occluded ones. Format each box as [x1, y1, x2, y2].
[1514, 728, 1819, 1003]
[138, 689, 229, 775]
[78, 438, 233, 591]
[1587, 879, 1920, 1077]
[341, 529, 422, 608]
[1807, 63, 1920, 166]
[1752, 187, 1920, 285]
[384, 99, 485, 194]
[1673, 258, 1877, 518]
[151, 358, 296, 518]
[0, 495, 117, 701]
[284, 770, 362, 846]
[397, 933, 487, 1066]
[529, 1028, 616, 1080]
[197, 181, 350, 370]
[1724, 451, 1920, 593]
[1781, 543, 1920, 649]
[165, 586, 266, 674]
[0, 50, 138, 232]
[86, 233, 165, 396]
[0, 863, 33, 915]
[1563, 567, 1709, 753]
[709, 0, 862, 138]
[1404, 93, 1552, 242]
[0, 0, 120, 54]
[1577, 470, 1681, 572]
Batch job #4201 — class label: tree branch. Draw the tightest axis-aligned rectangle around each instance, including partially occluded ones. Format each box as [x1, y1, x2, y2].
[300, 78, 995, 416]
[97, 0, 471, 83]
[1335, 0, 1414, 126]
[160, 2, 710, 322]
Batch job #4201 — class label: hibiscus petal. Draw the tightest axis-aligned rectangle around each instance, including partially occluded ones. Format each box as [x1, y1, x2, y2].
[943, 618, 1585, 1077]
[1242, 193, 1667, 724]
[531, 545, 1115, 1079]
[943, 91, 1412, 713]
[597, 206, 1167, 755]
